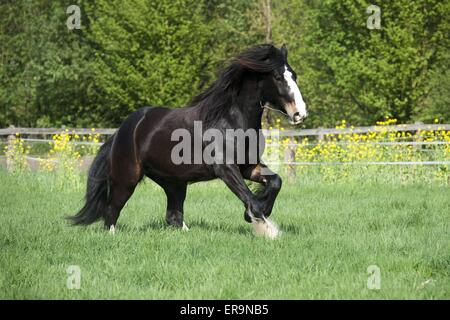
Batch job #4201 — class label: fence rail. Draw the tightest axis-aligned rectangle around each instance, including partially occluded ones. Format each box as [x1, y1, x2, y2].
[1, 123, 450, 138]
[277, 123, 450, 138]
[1, 124, 449, 173]
[0, 127, 116, 136]
[272, 161, 450, 166]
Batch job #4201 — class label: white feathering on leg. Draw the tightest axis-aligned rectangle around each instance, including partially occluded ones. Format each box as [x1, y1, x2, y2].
[182, 222, 189, 231]
[251, 216, 280, 240]
[109, 225, 115, 235]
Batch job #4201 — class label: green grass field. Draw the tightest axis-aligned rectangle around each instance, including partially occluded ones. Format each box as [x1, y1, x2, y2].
[0, 169, 449, 299]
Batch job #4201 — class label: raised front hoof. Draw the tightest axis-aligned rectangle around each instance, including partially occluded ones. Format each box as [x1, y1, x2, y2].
[251, 217, 280, 240]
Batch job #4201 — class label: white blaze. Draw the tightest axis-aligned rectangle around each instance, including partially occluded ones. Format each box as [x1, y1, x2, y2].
[283, 66, 307, 118]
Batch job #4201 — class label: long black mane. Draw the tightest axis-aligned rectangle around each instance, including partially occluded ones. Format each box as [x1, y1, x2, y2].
[189, 44, 286, 126]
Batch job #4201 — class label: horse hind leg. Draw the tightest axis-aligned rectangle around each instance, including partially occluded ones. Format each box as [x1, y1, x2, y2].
[103, 182, 138, 231]
[103, 109, 147, 232]
[104, 159, 143, 231]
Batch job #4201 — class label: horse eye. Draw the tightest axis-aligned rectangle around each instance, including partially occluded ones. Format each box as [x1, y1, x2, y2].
[274, 74, 282, 81]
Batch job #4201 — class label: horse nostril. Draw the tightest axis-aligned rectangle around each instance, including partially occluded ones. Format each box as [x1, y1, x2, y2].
[299, 111, 308, 120]
[293, 113, 302, 122]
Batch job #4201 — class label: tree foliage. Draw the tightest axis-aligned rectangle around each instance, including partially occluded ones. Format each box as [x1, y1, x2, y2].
[0, 1, 94, 127]
[0, 0, 448, 128]
[272, 0, 450, 126]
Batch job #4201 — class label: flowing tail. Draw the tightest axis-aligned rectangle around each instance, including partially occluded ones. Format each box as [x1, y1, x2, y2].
[68, 135, 115, 225]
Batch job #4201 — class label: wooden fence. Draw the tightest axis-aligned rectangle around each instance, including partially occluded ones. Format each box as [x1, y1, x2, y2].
[1, 123, 450, 173]
[2, 123, 450, 138]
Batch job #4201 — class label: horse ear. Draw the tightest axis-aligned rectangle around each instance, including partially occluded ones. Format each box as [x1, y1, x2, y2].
[281, 44, 288, 60]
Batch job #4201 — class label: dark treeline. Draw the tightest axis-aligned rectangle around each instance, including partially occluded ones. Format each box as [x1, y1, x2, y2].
[1, 0, 449, 128]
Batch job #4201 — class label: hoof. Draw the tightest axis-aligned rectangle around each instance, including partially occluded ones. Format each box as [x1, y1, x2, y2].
[251, 217, 280, 240]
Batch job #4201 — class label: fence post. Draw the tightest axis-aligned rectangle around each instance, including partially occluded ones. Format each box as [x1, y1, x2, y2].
[284, 138, 296, 179]
[414, 121, 424, 150]
[318, 127, 324, 142]
[6, 125, 16, 172]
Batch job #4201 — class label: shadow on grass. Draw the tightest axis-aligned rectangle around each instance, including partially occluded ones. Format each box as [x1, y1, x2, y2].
[115, 218, 252, 236]
[64, 216, 302, 238]
[189, 219, 250, 236]
[278, 223, 303, 235]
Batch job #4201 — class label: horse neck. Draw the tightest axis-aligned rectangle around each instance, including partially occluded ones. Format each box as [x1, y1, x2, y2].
[233, 80, 264, 130]
[235, 100, 263, 130]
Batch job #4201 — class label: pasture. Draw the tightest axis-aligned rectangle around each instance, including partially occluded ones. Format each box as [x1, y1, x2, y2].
[1, 170, 449, 299]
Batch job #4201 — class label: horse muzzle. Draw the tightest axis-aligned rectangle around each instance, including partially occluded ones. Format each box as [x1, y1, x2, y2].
[284, 102, 307, 125]
[289, 112, 307, 125]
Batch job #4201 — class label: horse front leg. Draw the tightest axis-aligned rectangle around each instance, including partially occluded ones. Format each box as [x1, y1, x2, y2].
[242, 163, 282, 220]
[213, 164, 267, 221]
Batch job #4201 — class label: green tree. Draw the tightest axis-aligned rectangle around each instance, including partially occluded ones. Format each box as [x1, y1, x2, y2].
[419, 52, 450, 123]
[0, 1, 95, 127]
[2, 0, 448, 128]
[272, 0, 450, 127]
[0, 0, 263, 127]
[83, 0, 263, 125]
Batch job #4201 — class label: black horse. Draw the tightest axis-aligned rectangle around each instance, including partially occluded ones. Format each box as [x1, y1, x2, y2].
[70, 44, 307, 236]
